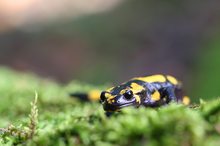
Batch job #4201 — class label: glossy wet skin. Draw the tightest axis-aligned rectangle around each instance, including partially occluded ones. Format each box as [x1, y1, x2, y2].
[100, 80, 144, 111]
[99, 75, 189, 112]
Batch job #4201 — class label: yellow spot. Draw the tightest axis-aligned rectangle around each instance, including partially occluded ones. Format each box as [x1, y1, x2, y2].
[104, 92, 111, 98]
[130, 83, 145, 93]
[167, 75, 178, 85]
[151, 90, 160, 101]
[106, 94, 115, 100]
[88, 90, 101, 101]
[106, 87, 114, 92]
[107, 99, 112, 104]
[107, 97, 116, 104]
[134, 95, 141, 104]
[135, 74, 166, 83]
[105, 92, 116, 103]
[183, 96, 190, 105]
[120, 89, 126, 95]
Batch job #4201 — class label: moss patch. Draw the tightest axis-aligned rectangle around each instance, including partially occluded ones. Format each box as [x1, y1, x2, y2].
[0, 67, 220, 146]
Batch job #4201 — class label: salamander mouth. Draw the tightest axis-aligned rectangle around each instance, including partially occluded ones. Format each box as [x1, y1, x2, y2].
[103, 102, 135, 111]
[118, 102, 134, 108]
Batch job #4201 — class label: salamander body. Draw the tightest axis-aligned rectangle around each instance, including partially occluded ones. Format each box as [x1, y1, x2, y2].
[99, 74, 190, 112]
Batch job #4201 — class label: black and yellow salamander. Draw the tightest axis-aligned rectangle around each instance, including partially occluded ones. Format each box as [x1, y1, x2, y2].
[70, 74, 190, 112]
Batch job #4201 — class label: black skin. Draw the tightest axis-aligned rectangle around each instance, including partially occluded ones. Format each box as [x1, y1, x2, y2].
[100, 79, 183, 112]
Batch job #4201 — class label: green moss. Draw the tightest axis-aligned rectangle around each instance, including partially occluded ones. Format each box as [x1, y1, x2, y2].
[0, 67, 220, 146]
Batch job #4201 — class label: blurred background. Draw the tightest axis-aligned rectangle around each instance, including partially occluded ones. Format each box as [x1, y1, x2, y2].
[0, 0, 220, 101]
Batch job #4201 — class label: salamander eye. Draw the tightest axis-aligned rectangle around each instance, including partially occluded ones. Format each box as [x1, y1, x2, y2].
[123, 90, 133, 100]
[100, 92, 106, 102]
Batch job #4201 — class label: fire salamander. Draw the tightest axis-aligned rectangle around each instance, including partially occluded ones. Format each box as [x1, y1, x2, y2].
[70, 74, 190, 112]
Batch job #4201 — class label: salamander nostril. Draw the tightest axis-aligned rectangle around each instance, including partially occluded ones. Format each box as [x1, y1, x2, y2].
[100, 91, 106, 102]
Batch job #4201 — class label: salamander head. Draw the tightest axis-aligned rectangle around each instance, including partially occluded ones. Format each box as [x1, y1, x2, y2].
[100, 81, 144, 111]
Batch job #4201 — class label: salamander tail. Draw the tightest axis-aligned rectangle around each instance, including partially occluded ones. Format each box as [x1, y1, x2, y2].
[69, 90, 101, 102]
